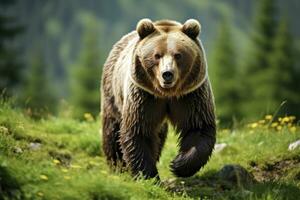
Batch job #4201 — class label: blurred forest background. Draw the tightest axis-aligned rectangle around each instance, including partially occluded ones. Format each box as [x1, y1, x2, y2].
[1, 0, 300, 126]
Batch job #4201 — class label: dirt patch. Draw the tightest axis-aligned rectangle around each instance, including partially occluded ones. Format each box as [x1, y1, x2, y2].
[250, 155, 300, 182]
[163, 156, 300, 198]
[163, 177, 222, 198]
[163, 166, 255, 198]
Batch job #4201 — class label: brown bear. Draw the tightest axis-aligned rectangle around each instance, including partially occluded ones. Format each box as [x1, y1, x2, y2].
[101, 19, 216, 179]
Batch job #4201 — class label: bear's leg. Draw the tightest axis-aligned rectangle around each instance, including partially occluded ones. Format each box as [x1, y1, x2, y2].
[156, 123, 168, 162]
[119, 88, 166, 179]
[120, 132, 160, 179]
[102, 112, 124, 167]
[170, 124, 216, 177]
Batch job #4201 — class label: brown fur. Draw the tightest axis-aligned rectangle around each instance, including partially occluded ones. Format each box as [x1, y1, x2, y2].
[101, 19, 216, 179]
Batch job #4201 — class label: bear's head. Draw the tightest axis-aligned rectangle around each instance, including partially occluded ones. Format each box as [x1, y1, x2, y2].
[131, 18, 207, 98]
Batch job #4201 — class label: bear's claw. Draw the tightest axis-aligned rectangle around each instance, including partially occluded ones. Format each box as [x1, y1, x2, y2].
[170, 153, 200, 177]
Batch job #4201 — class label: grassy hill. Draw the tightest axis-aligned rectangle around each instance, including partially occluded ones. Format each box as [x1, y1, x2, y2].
[0, 102, 300, 200]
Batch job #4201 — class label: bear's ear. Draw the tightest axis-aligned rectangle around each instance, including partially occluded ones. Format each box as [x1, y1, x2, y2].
[136, 18, 156, 39]
[182, 19, 201, 39]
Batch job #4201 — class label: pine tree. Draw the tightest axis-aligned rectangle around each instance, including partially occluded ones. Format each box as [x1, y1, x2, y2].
[71, 21, 102, 119]
[268, 17, 300, 116]
[210, 19, 240, 126]
[0, 1, 23, 97]
[241, 0, 278, 119]
[23, 46, 57, 118]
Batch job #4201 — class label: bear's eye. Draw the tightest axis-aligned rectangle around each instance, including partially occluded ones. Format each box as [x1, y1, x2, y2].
[174, 53, 182, 60]
[154, 53, 162, 60]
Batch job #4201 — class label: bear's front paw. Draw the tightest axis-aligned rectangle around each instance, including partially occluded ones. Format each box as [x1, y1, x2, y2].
[130, 163, 160, 180]
[170, 151, 201, 177]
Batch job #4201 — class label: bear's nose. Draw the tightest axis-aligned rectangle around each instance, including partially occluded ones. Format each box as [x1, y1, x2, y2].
[162, 70, 174, 82]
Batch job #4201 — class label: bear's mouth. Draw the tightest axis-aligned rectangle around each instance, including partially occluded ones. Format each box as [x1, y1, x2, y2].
[154, 81, 179, 97]
[156, 74, 178, 90]
[159, 81, 176, 89]
[161, 82, 175, 88]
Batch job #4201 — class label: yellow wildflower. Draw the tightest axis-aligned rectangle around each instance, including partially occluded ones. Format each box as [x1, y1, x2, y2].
[265, 115, 273, 120]
[40, 175, 48, 181]
[64, 176, 71, 180]
[258, 120, 266, 124]
[222, 129, 230, 133]
[61, 169, 68, 173]
[53, 159, 61, 165]
[88, 160, 100, 166]
[276, 125, 282, 131]
[289, 127, 296, 133]
[281, 117, 290, 124]
[111, 175, 119, 180]
[84, 113, 94, 122]
[289, 116, 296, 121]
[250, 123, 258, 129]
[271, 122, 278, 128]
[70, 164, 82, 169]
[37, 192, 44, 197]
[89, 160, 95, 165]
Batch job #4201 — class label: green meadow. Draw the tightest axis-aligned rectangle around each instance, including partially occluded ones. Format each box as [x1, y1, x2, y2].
[1, 102, 299, 200]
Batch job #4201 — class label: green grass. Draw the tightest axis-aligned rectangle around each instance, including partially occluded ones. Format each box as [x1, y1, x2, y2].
[0, 103, 300, 200]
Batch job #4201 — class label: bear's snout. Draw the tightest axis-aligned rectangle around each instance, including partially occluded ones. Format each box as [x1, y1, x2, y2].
[158, 55, 178, 89]
[162, 70, 174, 83]
[159, 69, 177, 89]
